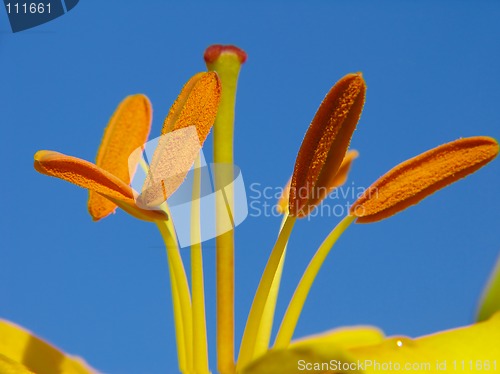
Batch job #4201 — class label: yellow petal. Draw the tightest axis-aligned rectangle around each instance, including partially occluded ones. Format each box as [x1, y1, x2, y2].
[350, 136, 499, 223]
[348, 312, 500, 373]
[0, 319, 95, 374]
[140, 72, 221, 207]
[34, 150, 167, 222]
[289, 73, 366, 217]
[243, 313, 500, 373]
[290, 326, 385, 351]
[241, 327, 383, 374]
[89, 94, 152, 221]
[0, 353, 33, 374]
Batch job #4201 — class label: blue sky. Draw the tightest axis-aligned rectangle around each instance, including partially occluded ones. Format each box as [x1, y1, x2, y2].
[1, 1, 499, 373]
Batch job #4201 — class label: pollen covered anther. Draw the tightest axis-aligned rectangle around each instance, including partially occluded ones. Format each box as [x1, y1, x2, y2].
[289, 73, 366, 217]
[350, 136, 499, 223]
[88, 94, 152, 221]
[34, 150, 167, 222]
[140, 72, 221, 207]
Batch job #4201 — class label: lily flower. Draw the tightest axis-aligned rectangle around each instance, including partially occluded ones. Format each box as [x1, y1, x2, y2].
[26, 44, 500, 374]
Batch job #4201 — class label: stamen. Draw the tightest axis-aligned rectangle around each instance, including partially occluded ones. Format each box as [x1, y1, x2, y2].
[289, 74, 366, 217]
[89, 94, 152, 221]
[350, 136, 499, 223]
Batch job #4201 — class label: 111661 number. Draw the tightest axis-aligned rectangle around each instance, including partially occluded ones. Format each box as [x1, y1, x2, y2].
[6, 2, 51, 14]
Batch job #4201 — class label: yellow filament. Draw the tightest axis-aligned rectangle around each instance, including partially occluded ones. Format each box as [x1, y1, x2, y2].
[237, 216, 296, 370]
[253, 213, 290, 359]
[157, 222, 193, 372]
[274, 215, 355, 349]
[191, 156, 209, 373]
